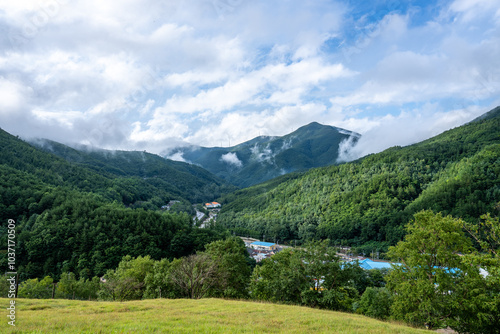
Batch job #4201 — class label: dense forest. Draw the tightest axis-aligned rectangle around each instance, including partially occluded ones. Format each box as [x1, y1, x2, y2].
[217, 106, 500, 254]
[1, 107, 500, 333]
[5, 211, 499, 333]
[0, 129, 232, 279]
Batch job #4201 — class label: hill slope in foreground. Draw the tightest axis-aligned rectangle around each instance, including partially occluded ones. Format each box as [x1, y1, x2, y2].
[2, 298, 426, 333]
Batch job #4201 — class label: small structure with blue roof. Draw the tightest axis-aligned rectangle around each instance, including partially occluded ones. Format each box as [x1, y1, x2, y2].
[250, 241, 277, 251]
[358, 258, 395, 270]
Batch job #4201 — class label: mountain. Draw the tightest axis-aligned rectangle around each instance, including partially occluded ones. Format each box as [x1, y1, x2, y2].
[216, 106, 500, 253]
[30, 139, 237, 204]
[0, 128, 231, 279]
[167, 122, 360, 188]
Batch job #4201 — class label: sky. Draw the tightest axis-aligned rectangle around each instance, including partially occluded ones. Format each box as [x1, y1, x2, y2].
[0, 0, 499, 160]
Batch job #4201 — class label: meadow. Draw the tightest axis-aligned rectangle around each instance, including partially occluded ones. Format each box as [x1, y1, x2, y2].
[0, 298, 428, 333]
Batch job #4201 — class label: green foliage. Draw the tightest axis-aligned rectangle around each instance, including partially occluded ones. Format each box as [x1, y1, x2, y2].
[386, 211, 497, 331]
[456, 213, 500, 334]
[355, 287, 393, 320]
[17, 276, 54, 299]
[55, 272, 100, 300]
[250, 249, 307, 304]
[218, 107, 500, 251]
[143, 258, 180, 299]
[98, 255, 155, 301]
[203, 237, 252, 298]
[250, 240, 360, 311]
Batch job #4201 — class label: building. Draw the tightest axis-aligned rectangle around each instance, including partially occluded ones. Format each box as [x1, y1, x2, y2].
[205, 202, 221, 209]
[357, 258, 394, 270]
[250, 241, 278, 251]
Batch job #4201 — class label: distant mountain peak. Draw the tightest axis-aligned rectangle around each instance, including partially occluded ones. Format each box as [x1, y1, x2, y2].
[166, 122, 360, 188]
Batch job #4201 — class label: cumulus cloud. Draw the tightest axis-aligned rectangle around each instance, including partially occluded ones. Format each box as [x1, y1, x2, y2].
[220, 152, 243, 167]
[0, 0, 499, 158]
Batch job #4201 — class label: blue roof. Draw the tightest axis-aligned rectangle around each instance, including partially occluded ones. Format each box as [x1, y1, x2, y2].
[251, 241, 276, 247]
[360, 259, 393, 270]
[346, 259, 396, 270]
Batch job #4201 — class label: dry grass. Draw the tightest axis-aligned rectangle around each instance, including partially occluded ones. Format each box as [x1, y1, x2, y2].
[1, 298, 428, 333]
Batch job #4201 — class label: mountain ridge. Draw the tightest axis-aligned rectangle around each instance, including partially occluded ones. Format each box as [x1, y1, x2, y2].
[28, 137, 237, 204]
[217, 106, 500, 252]
[166, 122, 360, 188]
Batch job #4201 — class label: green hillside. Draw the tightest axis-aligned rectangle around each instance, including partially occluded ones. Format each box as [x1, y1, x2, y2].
[31, 139, 237, 204]
[1, 298, 427, 333]
[217, 106, 500, 252]
[0, 129, 230, 279]
[168, 122, 360, 187]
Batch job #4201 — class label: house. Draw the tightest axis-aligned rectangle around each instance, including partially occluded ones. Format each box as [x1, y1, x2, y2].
[205, 202, 221, 209]
[240, 237, 259, 247]
[250, 241, 278, 251]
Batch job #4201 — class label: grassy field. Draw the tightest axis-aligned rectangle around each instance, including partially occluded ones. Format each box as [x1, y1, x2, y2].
[0, 298, 429, 333]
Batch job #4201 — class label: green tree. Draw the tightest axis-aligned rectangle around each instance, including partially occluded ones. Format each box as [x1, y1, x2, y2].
[386, 211, 484, 330]
[203, 237, 252, 298]
[250, 240, 360, 310]
[455, 213, 500, 334]
[18, 276, 54, 299]
[143, 258, 180, 299]
[169, 254, 219, 299]
[55, 272, 78, 299]
[250, 249, 307, 304]
[98, 255, 155, 301]
[355, 287, 393, 320]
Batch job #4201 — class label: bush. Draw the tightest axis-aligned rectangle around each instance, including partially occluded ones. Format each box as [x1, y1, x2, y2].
[355, 287, 393, 320]
[18, 276, 54, 299]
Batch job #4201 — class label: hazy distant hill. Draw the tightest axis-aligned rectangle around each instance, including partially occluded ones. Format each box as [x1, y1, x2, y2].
[217, 106, 500, 252]
[167, 122, 360, 187]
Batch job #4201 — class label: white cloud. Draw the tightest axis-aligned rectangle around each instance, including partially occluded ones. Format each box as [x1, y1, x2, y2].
[337, 104, 488, 161]
[220, 152, 243, 167]
[0, 0, 499, 160]
[251, 144, 273, 163]
[166, 151, 188, 163]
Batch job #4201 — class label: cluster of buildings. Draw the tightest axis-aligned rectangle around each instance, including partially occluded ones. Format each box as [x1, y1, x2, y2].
[205, 202, 221, 209]
[242, 238, 280, 262]
[239, 237, 398, 270]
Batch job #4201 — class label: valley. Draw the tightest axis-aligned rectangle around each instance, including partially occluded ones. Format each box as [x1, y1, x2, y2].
[1, 106, 499, 333]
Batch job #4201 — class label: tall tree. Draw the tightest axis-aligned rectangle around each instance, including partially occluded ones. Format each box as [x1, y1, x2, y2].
[169, 254, 219, 299]
[203, 237, 252, 298]
[386, 211, 487, 330]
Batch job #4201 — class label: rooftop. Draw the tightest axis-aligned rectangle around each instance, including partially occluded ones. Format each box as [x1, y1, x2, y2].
[251, 241, 276, 247]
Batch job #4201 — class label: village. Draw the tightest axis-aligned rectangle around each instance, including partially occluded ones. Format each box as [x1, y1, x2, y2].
[162, 200, 396, 269]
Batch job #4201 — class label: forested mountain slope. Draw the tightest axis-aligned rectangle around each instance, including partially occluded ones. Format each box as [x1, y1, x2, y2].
[167, 122, 360, 187]
[0, 129, 230, 279]
[31, 139, 237, 204]
[217, 106, 500, 253]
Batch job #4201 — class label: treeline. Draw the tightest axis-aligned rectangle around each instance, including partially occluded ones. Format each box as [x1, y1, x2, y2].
[0, 128, 236, 220]
[0, 186, 229, 280]
[0, 127, 237, 280]
[32, 139, 237, 203]
[7, 211, 499, 333]
[217, 107, 500, 253]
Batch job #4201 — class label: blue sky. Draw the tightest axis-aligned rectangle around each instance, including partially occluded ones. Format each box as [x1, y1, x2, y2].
[0, 0, 499, 159]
